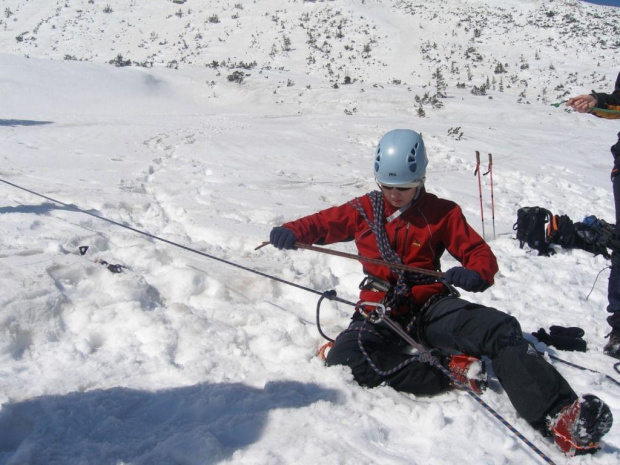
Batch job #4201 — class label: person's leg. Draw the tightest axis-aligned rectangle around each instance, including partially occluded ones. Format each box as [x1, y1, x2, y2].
[326, 318, 450, 396]
[607, 251, 620, 331]
[604, 134, 620, 358]
[419, 296, 576, 429]
[607, 132, 620, 333]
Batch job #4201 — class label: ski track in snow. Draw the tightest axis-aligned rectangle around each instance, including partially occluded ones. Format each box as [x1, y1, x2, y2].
[1, 0, 620, 464]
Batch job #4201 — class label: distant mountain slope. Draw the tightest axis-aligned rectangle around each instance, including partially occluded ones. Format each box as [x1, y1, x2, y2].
[0, 0, 618, 101]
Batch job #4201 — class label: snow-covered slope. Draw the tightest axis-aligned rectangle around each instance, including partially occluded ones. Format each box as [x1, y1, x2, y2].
[1, 1, 619, 464]
[1, 0, 618, 100]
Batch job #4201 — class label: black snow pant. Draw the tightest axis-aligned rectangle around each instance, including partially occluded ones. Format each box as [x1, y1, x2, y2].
[326, 296, 577, 429]
[607, 132, 620, 332]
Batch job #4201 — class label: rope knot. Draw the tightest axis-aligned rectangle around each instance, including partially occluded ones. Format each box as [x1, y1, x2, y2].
[322, 289, 338, 300]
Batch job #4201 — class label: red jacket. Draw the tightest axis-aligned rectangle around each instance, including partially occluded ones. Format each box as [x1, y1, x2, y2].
[283, 189, 498, 313]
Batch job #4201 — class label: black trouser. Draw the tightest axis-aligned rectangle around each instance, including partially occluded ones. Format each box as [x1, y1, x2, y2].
[326, 296, 577, 429]
[608, 132, 620, 331]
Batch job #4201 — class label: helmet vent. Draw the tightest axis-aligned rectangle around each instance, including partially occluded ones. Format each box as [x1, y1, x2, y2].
[408, 145, 418, 173]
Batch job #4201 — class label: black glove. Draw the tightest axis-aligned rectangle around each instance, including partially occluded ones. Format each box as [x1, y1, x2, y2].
[444, 267, 485, 292]
[269, 227, 297, 250]
[532, 327, 586, 352]
[549, 325, 585, 339]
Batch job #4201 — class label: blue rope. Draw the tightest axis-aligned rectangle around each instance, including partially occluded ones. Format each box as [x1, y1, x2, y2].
[353, 319, 421, 376]
[465, 388, 556, 464]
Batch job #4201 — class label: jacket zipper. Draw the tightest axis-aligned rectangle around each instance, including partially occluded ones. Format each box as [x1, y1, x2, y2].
[402, 222, 410, 260]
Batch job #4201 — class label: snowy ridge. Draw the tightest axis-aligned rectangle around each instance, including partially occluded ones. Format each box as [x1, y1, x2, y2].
[1, 0, 620, 464]
[1, 0, 619, 101]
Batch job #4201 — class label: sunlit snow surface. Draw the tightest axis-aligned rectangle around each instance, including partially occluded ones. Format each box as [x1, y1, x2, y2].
[1, 1, 619, 464]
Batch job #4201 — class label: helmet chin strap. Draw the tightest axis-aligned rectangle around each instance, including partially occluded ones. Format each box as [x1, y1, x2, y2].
[413, 183, 424, 200]
[386, 203, 410, 222]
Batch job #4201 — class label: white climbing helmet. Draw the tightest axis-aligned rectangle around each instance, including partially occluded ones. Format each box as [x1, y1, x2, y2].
[374, 129, 428, 186]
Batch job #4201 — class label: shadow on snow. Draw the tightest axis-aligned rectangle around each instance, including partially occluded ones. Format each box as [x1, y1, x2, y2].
[0, 202, 101, 217]
[0, 380, 341, 465]
[0, 119, 53, 127]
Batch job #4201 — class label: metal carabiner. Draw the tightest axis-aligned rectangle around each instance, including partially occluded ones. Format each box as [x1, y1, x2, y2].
[356, 301, 388, 323]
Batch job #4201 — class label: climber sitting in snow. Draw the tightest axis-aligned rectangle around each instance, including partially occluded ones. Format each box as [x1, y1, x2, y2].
[269, 129, 612, 456]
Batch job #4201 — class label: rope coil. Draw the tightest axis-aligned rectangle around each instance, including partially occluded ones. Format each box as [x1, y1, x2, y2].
[349, 191, 412, 309]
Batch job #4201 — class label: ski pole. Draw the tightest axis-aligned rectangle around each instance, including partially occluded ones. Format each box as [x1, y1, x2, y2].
[484, 153, 496, 240]
[475, 151, 486, 240]
[255, 241, 445, 278]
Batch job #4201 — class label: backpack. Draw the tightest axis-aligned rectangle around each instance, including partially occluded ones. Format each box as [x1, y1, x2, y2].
[546, 214, 577, 249]
[513, 207, 554, 256]
[573, 216, 616, 259]
[548, 214, 619, 258]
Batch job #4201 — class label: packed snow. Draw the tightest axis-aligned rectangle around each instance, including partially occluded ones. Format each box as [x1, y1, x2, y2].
[1, 1, 620, 464]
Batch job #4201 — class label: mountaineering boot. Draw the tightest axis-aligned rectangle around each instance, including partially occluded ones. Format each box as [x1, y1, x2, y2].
[447, 354, 487, 395]
[603, 331, 620, 359]
[547, 394, 613, 456]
